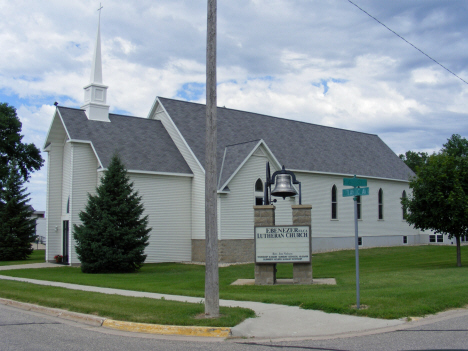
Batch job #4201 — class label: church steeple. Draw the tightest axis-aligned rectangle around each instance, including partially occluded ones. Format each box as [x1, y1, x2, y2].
[81, 4, 110, 122]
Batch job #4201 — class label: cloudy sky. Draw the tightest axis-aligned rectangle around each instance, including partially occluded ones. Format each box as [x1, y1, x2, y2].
[1, 0, 468, 210]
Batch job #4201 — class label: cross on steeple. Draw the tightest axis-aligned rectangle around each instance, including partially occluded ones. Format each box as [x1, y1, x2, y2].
[97, 3, 103, 23]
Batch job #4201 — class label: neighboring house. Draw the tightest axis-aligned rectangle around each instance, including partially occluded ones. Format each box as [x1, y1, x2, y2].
[28, 207, 46, 244]
[43, 19, 435, 266]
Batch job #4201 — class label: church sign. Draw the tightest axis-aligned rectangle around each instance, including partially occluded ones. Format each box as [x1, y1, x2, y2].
[254, 225, 311, 263]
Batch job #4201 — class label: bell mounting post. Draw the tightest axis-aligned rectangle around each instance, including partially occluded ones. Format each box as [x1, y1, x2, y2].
[264, 162, 302, 205]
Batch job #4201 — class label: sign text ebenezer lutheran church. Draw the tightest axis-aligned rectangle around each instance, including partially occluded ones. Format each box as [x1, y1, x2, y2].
[255, 225, 311, 263]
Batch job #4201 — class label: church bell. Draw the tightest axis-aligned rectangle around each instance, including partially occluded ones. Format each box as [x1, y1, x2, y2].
[271, 174, 298, 199]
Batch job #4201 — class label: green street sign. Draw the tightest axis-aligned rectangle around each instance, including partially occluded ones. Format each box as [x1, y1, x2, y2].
[342, 187, 369, 197]
[343, 177, 367, 187]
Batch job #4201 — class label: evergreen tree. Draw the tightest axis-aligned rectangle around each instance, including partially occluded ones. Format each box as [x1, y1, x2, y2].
[73, 154, 151, 273]
[0, 163, 35, 261]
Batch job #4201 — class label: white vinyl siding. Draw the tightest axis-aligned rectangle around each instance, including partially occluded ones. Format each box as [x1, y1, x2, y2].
[297, 172, 418, 241]
[151, 104, 204, 240]
[130, 173, 192, 262]
[70, 143, 99, 265]
[61, 142, 72, 215]
[220, 160, 417, 245]
[45, 144, 64, 261]
[220, 149, 293, 240]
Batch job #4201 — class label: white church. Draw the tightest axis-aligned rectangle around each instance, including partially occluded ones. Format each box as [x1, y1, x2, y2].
[44, 18, 433, 266]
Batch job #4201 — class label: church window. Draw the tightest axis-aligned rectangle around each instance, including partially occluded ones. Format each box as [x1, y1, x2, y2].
[378, 188, 383, 220]
[331, 185, 338, 219]
[255, 179, 264, 205]
[402, 191, 407, 220]
[356, 196, 361, 220]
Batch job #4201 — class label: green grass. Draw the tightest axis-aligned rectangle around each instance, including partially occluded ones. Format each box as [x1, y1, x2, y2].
[0, 280, 254, 327]
[0, 250, 45, 266]
[1, 246, 467, 319]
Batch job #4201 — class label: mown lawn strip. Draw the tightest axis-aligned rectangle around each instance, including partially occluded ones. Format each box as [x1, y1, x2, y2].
[0, 279, 254, 327]
[1, 246, 467, 319]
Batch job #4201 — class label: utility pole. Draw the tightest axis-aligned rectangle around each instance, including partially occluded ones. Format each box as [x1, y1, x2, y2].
[204, 0, 219, 317]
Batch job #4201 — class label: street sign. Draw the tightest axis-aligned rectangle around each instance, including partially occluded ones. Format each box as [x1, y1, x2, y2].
[342, 187, 369, 197]
[342, 175, 369, 310]
[343, 177, 367, 187]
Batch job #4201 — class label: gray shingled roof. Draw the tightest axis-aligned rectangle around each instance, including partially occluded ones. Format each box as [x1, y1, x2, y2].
[57, 107, 192, 175]
[158, 97, 414, 182]
[218, 140, 261, 188]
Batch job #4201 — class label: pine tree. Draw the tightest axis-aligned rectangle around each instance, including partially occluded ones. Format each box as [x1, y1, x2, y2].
[73, 154, 151, 273]
[0, 164, 35, 261]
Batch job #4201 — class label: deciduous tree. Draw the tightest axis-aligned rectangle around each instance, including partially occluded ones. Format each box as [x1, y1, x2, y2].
[399, 150, 429, 173]
[402, 135, 468, 267]
[0, 103, 43, 192]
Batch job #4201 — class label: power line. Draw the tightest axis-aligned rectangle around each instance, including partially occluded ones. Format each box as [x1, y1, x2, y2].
[347, 0, 468, 85]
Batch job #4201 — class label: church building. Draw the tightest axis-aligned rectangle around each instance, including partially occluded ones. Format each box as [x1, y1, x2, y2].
[44, 17, 426, 266]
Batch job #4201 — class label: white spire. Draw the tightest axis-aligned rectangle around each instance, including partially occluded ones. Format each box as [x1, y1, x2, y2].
[89, 12, 103, 84]
[81, 3, 110, 122]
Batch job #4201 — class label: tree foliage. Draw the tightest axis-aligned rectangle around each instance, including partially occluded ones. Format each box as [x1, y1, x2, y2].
[402, 135, 468, 267]
[399, 150, 429, 173]
[0, 163, 35, 260]
[0, 103, 44, 193]
[73, 154, 151, 273]
[442, 134, 468, 157]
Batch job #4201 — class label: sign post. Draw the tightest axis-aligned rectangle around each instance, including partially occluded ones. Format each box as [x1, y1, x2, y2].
[343, 175, 369, 309]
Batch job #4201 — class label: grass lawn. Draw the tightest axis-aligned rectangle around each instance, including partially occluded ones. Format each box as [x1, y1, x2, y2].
[0, 280, 254, 327]
[0, 249, 45, 266]
[1, 245, 467, 320]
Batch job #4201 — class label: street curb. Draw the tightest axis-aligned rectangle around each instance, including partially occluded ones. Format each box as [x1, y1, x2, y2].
[102, 319, 231, 337]
[0, 297, 105, 326]
[0, 298, 231, 337]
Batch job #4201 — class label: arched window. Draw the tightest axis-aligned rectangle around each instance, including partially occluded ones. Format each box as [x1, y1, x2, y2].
[356, 196, 362, 220]
[331, 185, 338, 219]
[254, 179, 264, 205]
[66, 196, 70, 214]
[255, 179, 263, 192]
[402, 190, 407, 220]
[378, 189, 383, 220]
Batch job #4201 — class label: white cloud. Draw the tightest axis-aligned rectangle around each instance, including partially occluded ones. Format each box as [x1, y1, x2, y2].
[2, 0, 468, 210]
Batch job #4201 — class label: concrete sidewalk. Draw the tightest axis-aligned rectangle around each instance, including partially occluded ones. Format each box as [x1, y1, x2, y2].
[0, 262, 65, 270]
[0, 265, 405, 339]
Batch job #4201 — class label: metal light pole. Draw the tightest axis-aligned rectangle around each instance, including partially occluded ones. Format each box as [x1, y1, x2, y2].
[204, 0, 219, 317]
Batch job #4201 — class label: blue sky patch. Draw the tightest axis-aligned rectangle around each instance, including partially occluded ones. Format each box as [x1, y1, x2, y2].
[0, 90, 77, 110]
[176, 82, 206, 101]
[313, 78, 347, 94]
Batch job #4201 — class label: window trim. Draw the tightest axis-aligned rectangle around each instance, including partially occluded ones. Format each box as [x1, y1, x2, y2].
[254, 178, 264, 206]
[402, 190, 407, 220]
[378, 188, 383, 220]
[356, 196, 362, 220]
[331, 185, 338, 220]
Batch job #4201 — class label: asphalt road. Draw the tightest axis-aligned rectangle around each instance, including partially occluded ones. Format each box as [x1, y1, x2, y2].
[1, 304, 467, 351]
